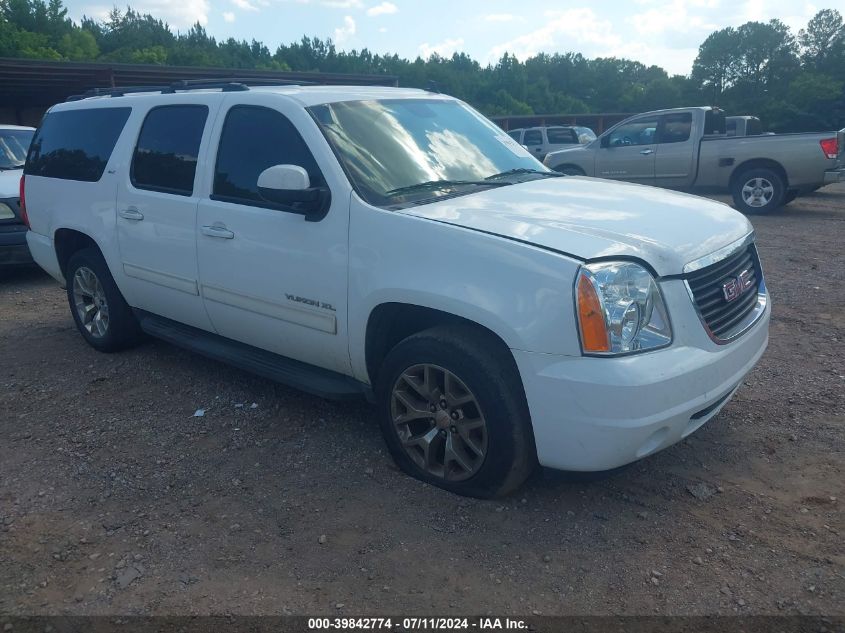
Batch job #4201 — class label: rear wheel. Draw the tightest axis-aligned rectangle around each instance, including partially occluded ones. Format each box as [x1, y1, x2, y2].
[375, 325, 536, 498]
[731, 168, 785, 214]
[66, 248, 142, 352]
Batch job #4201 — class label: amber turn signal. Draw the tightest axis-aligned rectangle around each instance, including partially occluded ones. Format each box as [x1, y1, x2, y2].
[576, 272, 610, 353]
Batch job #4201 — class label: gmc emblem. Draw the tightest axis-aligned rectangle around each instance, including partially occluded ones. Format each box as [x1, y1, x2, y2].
[722, 269, 755, 302]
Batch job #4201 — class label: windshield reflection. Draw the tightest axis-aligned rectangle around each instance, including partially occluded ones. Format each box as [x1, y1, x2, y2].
[309, 99, 546, 207]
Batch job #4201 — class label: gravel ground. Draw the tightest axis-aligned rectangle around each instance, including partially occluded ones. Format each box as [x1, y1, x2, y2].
[1, 185, 843, 617]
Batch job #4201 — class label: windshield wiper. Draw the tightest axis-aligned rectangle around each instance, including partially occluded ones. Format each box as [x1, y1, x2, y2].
[0, 164, 24, 171]
[484, 168, 563, 180]
[385, 179, 507, 196]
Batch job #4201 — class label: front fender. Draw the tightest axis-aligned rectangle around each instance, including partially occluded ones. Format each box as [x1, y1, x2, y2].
[347, 197, 583, 382]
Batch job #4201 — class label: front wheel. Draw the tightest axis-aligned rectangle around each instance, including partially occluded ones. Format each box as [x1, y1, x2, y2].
[66, 248, 142, 352]
[731, 168, 785, 214]
[375, 326, 537, 498]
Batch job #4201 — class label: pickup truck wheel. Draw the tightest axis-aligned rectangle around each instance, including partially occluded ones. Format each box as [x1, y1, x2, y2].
[732, 168, 784, 214]
[66, 248, 142, 353]
[376, 326, 536, 498]
[554, 165, 585, 177]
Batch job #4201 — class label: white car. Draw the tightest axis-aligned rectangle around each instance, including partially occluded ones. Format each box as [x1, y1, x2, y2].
[0, 124, 35, 267]
[507, 125, 596, 160]
[23, 82, 770, 497]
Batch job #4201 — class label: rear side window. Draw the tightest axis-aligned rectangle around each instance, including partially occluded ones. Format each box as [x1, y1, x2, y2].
[25, 108, 131, 182]
[507, 130, 522, 142]
[131, 105, 208, 196]
[523, 130, 543, 146]
[547, 128, 577, 144]
[659, 113, 692, 144]
[704, 109, 726, 135]
[213, 105, 324, 205]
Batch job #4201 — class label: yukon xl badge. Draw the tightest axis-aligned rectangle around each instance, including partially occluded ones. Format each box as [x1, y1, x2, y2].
[722, 269, 755, 302]
[285, 293, 336, 311]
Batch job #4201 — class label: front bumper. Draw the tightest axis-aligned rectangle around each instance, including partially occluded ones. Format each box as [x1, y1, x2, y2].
[824, 167, 845, 185]
[513, 300, 770, 471]
[0, 226, 33, 266]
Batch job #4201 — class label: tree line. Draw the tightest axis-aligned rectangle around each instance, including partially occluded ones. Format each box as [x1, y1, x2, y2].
[1, 0, 844, 131]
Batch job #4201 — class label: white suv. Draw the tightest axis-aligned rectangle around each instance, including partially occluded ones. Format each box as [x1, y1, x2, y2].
[23, 82, 770, 497]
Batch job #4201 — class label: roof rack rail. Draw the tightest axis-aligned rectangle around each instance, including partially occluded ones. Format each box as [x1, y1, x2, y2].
[65, 77, 316, 102]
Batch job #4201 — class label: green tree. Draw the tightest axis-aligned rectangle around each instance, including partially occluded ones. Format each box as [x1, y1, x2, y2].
[799, 9, 845, 70]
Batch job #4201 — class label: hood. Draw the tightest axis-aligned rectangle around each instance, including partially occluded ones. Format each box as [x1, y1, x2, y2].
[546, 144, 590, 160]
[0, 168, 22, 198]
[399, 177, 752, 276]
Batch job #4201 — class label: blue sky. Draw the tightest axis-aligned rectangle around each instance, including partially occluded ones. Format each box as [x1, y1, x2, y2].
[65, 0, 823, 76]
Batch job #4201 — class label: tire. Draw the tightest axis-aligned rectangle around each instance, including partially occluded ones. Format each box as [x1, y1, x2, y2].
[731, 167, 785, 214]
[65, 247, 142, 352]
[375, 325, 537, 498]
[554, 165, 585, 177]
[783, 190, 799, 205]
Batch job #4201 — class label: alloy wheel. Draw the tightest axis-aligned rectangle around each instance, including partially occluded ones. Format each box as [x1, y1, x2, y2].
[72, 266, 109, 338]
[390, 363, 488, 481]
[741, 177, 775, 208]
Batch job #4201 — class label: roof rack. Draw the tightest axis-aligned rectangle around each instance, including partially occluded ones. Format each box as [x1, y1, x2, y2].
[66, 77, 315, 102]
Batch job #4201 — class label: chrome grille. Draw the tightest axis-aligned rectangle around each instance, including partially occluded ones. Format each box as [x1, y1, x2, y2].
[685, 242, 763, 340]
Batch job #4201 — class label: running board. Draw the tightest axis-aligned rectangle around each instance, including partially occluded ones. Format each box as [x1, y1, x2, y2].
[136, 311, 368, 400]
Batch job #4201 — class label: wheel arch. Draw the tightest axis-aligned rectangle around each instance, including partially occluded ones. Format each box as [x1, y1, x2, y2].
[54, 228, 102, 277]
[550, 163, 586, 176]
[730, 158, 789, 190]
[364, 302, 520, 390]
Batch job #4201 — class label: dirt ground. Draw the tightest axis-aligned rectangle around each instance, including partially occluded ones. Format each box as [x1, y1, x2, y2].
[1, 185, 843, 618]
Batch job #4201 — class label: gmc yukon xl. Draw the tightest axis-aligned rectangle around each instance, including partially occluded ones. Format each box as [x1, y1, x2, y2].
[23, 84, 770, 497]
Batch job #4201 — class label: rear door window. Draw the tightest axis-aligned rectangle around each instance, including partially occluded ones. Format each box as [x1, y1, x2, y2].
[659, 113, 693, 144]
[547, 128, 577, 144]
[131, 105, 209, 196]
[213, 105, 324, 206]
[25, 108, 131, 182]
[522, 130, 543, 146]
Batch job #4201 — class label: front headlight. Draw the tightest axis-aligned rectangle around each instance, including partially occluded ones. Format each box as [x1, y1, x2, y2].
[575, 261, 672, 355]
[0, 202, 14, 220]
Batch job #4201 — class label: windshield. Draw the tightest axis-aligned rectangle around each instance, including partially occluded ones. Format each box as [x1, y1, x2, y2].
[308, 99, 550, 207]
[0, 129, 34, 169]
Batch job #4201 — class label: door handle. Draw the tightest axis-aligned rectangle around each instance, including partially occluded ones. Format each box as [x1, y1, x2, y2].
[201, 224, 235, 239]
[640, 149, 654, 155]
[119, 207, 144, 221]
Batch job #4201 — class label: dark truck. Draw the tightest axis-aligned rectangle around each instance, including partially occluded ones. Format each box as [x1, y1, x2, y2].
[544, 107, 845, 213]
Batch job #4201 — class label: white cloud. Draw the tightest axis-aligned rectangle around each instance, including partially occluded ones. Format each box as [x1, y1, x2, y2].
[489, 8, 619, 61]
[366, 1, 397, 16]
[418, 37, 465, 59]
[131, 0, 210, 27]
[629, 1, 720, 36]
[378, 26, 388, 33]
[231, 0, 259, 11]
[321, 0, 363, 7]
[486, 6, 720, 74]
[79, 4, 111, 21]
[484, 13, 516, 22]
[333, 15, 356, 43]
[222, 10, 235, 21]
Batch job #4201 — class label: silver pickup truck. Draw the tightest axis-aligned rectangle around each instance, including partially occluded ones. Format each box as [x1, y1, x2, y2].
[544, 107, 845, 213]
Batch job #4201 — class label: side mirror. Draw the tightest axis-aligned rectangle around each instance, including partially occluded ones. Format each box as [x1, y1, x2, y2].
[600, 136, 610, 148]
[257, 164, 330, 222]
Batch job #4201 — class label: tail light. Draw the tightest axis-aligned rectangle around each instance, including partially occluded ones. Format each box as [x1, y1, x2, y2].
[820, 137, 838, 160]
[19, 174, 30, 228]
